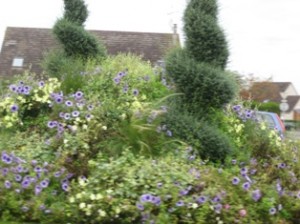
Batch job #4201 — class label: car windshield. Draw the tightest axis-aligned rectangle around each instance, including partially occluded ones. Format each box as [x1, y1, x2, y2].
[256, 113, 276, 129]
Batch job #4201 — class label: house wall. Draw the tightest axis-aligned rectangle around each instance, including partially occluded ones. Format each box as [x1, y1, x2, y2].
[281, 100, 300, 120]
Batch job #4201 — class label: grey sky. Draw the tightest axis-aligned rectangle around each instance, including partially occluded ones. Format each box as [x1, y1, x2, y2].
[1, 0, 300, 92]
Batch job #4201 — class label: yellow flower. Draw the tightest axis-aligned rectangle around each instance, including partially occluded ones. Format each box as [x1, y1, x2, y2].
[98, 209, 106, 217]
[69, 197, 75, 203]
[79, 202, 86, 209]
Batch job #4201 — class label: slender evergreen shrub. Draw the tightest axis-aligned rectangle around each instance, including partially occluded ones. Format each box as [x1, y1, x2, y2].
[165, 48, 238, 111]
[63, 0, 88, 25]
[184, 0, 229, 68]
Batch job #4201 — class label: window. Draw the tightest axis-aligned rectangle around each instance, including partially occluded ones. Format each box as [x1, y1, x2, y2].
[12, 57, 24, 67]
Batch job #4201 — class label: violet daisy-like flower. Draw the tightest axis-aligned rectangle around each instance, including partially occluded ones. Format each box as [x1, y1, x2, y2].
[296, 191, 300, 199]
[38, 81, 45, 87]
[64, 113, 71, 120]
[47, 121, 57, 129]
[175, 200, 185, 207]
[197, 196, 207, 204]
[240, 167, 248, 175]
[132, 89, 139, 96]
[21, 179, 31, 188]
[242, 182, 251, 191]
[269, 207, 276, 215]
[61, 182, 69, 191]
[75, 91, 83, 99]
[232, 177, 240, 185]
[10, 104, 19, 112]
[40, 179, 50, 188]
[72, 111, 80, 117]
[34, 166, 43, 173]
[4, 180, 12, 189]
[87, 105, 93, 111]
[55, 96, 63, 104]
[35, 185, 43, 195]
[166, 130, 172, 137]
[2, 152, 13, 164]
[136, 203, 144, 211]
[2, 168, 9, 176]
[252, 189, 262, 202]
[113, 77, 120, 84]
[140, 194, 153, 203]
[65, 100, 73, 107]
[151, 196, 161, 206]
[9, 84, 18, 92]
[123, 84, 128, 93]
[15, 174, 22, 182]
[232, 105, 242, 112]
[214, 203, 222, 214]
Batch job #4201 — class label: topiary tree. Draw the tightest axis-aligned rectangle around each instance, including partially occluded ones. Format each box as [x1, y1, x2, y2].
[53, 0, 106, 60]
[164, 0, 238, 162]
[184, 0, 229, 68]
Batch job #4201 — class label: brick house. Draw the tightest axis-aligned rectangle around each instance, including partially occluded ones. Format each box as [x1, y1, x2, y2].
[0, 26, 179, 77]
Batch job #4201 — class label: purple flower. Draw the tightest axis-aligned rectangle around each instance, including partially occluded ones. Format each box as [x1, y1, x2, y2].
[197, 196, 207, 204]
[40, 179, 50, 188]
[64, 113, 71, 120]
[55, 96, 63, 104]
[35, 185, 43, 195]
[9, 84, 18, 92]
[4, 180, 12, 189]
[21, 179, 31, 188]
[214, 203, 222, 213]
[61, 182, 69, 191]
[113, 77, 120, 84]
[252, 189, 262, 202]
[211, 196, 221, 203]
[232, 159, 237, 165]
[87, 105, 93, 111]
[123, 84, 128, 93]
[2, 168, 9, 176]
[151, 196, 161, 206]
[157, 182, 163, 188]
[242, 182, 251, 191]
[132, 89, 139, 96]
[34, 166, 43, 173]
[179, 189, 189, 196]
[269, 207, 276, 215]
[232, 105, 242, 112]
[10, 104, 19, 112]
[136, 203, 144, 211]
[240, 167, 248, 175]
[75, 91, 83, 99]
[47, 121, 57, 129]
[15, 174, 22, 182]
[65, 100, 73, 107]
[140, 194, 153, 203]
[166, 130, 172, 137]
[72, 111, 80, 117]
[38, 81, 45, 87]
[175, 200, 185, 207]
[232, 177, 240, 185]
[2, 152, 13, 164]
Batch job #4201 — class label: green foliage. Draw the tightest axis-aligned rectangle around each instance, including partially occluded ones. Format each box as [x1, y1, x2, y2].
[165, 48, 238, 113]
[53, 19, 106, 60]
[184, 0, 229, 68]
[63, 0, 88, 26]
[256, 101, 280, 114]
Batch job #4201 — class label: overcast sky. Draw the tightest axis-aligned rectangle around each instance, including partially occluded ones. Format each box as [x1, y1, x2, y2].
[1, 0, 300, 92]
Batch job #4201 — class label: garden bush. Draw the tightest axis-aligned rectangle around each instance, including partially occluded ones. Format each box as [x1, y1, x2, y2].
[165, 48, 238, 114]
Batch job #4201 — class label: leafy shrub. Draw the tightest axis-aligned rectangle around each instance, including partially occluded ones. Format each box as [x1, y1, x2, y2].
[0, 73, 60, 130]
[165, 48, 238, 113]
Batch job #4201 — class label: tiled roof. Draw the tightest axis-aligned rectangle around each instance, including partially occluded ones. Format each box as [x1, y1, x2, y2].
[286, 95, 300, 112]
[0, 27, 179, 76]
